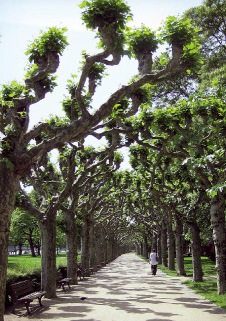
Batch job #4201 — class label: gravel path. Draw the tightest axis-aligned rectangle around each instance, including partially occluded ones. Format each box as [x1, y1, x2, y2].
[4, 253, 226, 321]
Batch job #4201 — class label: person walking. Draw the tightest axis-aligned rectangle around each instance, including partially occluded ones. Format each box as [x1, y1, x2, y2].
[149, 249, 158, 275]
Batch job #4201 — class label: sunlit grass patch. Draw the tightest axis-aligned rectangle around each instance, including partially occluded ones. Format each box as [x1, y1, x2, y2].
[183, 279, 226, 310]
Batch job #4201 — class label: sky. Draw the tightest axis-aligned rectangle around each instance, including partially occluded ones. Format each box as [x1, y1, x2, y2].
[0, 0, 203, 168]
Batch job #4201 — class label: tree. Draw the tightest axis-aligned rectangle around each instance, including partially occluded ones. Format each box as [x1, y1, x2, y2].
[0, 1, 201, 318]
[10, 207, 40, 257]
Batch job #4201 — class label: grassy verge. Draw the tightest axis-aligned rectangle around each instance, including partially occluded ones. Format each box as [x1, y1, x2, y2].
[7, 253, 81, 280]
[7, 253, 67, 279]
[140, 255, 226, 310]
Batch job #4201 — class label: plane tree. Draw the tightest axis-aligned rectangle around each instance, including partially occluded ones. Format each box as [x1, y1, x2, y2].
[184, 0, 226, 90]
[0, 0, 202, 317]
[120, 90, 226, 293]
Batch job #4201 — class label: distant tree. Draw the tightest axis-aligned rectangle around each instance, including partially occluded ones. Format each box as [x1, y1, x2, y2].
[9, 208, 40, 257]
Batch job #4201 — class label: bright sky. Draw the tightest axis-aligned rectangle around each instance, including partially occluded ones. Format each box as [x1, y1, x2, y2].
[0, 0, 203, 167]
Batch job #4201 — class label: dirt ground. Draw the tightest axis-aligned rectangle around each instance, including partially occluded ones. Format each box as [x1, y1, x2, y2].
[4, 253, 226, 321]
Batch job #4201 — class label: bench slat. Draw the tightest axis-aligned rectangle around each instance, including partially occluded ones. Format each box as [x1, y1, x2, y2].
[10, 280, 46, 315]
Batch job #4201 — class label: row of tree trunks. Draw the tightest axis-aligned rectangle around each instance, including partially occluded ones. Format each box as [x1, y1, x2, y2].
[136, 209, 205, 281]
[80, 215, 123, 275]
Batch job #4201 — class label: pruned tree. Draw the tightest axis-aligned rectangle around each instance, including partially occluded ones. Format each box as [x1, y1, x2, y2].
[0, 1, 201, 318]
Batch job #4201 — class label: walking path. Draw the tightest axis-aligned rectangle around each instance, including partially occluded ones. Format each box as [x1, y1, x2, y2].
[5, 253, 226, 321]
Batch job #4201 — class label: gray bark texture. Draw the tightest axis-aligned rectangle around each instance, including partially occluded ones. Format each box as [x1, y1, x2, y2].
[81, 211, 91, 275]
[167, 212, 175, 271]
[0, 164, 19, 321]
[189, 221, 203, 282]
[175, 218, 186, 276]
[66, 210, 78, 284]
[161, 224, 168, 267]
[39, 208, 57, 298]
[210, 193, 226, 294]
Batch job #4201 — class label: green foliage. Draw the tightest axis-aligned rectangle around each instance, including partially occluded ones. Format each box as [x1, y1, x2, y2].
[46, 115, 70, 127]
[159, 16, 199, 46]
[1, 81, 24, 101]
[79, 0, 132, 52]
[113, 151, 123, 165]
[182, 41, 203, 72]
[79, 0, 132, 31]
[88, 62, 106, 80]
[9, 207, 40, 249]
[25, 27, 68, 63]
[25, 65, 58, 92]
[126, 26, 158, 58]
[62, 75, 92, 120]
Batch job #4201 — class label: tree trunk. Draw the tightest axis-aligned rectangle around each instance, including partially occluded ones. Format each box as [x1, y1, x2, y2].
[140, 241, 144, 257]
[108, 233, 114, 263]
[89, 218, 96, 269]
[167, 211, 175, 270]
[210, 193, 226, 294]
[19, 243, 23, 255]
[189, 221, 203, 282]
[39, 208, 57, 298]
[143, 234, 148, 259]
[81, 211, 91, 276]
[161, 223, 168, 267]
[28, 231, 36, 257]
[157, 229, 162, 264]
[0, 164, 18, 321]
[175, 217, 186, 276]
[65, 209, 78, 284]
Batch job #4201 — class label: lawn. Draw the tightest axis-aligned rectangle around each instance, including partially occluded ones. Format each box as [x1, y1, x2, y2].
[7, 253, 81, 280]
[158, 256, 226, 310]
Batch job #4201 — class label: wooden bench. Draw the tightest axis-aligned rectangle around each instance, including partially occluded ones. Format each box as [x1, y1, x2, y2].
[56, 271, 72, 291]
[10, 280, 46, 315]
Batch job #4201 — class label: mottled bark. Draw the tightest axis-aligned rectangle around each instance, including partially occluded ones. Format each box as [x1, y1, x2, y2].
[81, 211, 91, 275]
[175, 217, 186, 276]
[167, 212, 175, 270]
[0, 164, 19, 321]
[189, 221, 203, 282]
[66, 209, 78, 284]
[161, 223, 168, 267]
[137, 52, 153, 75]
[210, 193, 226, 294]
[157, 229, 162, 264]
[95, 226, 103, 267]
[143, 234, 148, 259]
[39, 208, 56, 298]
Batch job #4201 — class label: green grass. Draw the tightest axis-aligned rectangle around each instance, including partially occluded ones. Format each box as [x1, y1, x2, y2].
[140, 255, 225, 310]
[159, 256, 217, 278]
[160, 257, 226, 310]
[183, 279, 226, 310]
[7, 253, 68, 280]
